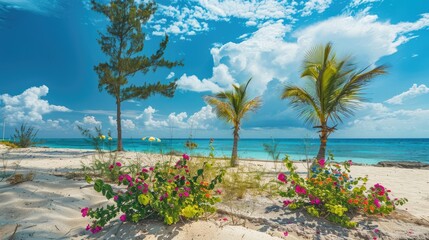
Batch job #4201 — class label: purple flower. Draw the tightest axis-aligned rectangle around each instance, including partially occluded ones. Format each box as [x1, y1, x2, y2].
[120, 214, 127, 222]
[81, 207, 89, 217]
[277, 173, 287, 183]
[182, 154, 190, 160]
[114, 195, 119, 201]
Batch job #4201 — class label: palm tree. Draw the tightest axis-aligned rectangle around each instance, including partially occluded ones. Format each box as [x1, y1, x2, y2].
[281, 43, 387, 160]
[205, 78, 262, 167]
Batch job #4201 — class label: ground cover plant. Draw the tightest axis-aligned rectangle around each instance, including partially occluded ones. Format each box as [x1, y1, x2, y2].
[278, 155, 408, 228]
[82, 154, 225, 233]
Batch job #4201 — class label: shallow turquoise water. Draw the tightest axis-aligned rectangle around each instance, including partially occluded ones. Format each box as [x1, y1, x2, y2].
[37, 138, 429, 164]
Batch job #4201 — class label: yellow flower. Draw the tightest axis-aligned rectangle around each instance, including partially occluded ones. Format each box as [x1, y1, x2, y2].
[108, 137, 112, 141]
[99, 135, 106, 139]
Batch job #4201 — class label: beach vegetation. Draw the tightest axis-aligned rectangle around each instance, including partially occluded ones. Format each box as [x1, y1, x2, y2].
[82, 154, 225, 233]
[90, 0, 183, 151]
[205, 78, 262, 167]
[281, 43, 387, 160]
[278, 157, 407, 228]
[0, 140, 19, 148]
[12, 123, 39, 148]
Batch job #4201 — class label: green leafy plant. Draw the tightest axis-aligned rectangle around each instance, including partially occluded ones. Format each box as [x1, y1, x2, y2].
[278, 157, 407, 228]
[12, 123, 39, 148]
[82, 154, 225, 233]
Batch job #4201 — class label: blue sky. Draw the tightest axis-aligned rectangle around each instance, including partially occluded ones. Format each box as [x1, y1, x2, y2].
[0, 0, 428, 139]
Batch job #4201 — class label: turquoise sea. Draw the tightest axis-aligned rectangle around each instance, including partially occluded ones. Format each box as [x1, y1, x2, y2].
[38, 138, 429, 165]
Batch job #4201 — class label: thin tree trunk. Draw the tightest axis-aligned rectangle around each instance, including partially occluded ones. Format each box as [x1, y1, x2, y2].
[316, 127, 328, 160]
[116, 98, 123, 151]
[231, 126, 239, 167]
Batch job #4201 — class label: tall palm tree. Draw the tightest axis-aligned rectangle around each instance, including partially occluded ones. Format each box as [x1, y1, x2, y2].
[205, 78, 262, 167]
[282, 43, 387, 160]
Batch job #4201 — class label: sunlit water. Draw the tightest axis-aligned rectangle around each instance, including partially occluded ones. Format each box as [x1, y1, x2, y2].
[37, 138, 429, 165]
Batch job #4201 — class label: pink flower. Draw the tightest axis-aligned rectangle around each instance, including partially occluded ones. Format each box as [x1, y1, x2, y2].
[310, 196, 321, 205]
[115, 162, 122, 167]
[118, 175, 125, 182]
[318, 158, 326, 168]
[295, 185, 307, 195]
[283, 200, 293, 206]
[347, 160, 353, 166]
[91, 225, 102, 234]
[120, 214, 127, 222]
[216, 189, 222, 195]
[223, 217, 228, 221]
[374, 198, 381, 208]
[183, 192, 189, 197]
[114, 195, 119, 201]
[182, 154, 190, 160]
[374, 229, 380, 234]
[86, 224, 91, 231]
[142, 168, 149, 173]
[277, 173, 287, 183]
[149, 167, 154, 171]
[283, 231, 289, 236]
[109, 164, 114, 170]
[81, 207, 89, 217]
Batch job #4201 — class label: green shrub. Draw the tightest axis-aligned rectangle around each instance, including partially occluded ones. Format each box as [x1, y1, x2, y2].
[12, 123, 39, 148]
[278, 156, 407, 228]
[0, 141, 19, 148]
[82, 154, 225, 234]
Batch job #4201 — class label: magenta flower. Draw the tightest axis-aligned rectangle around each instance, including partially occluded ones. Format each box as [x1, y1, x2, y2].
[86, 224, 91, 231]
[90, 225, 102, 234]
[183, 192, 189, 197]
[310, 197, 321, 205]
[347, 160, 353, 166]
[142, 168, 149, 173]
[109, 164, 114, 170]
[277, 173, 287, 183]
[318, 158, 326, 168]
[182, 154, 190, 160]
[149, 167, 154, 171]
[115, 162, 122, 167]
[295, 185, 307, 195]
[216, 189, 222, 195]
[374, 198, 381, 208]
[283, 200, 293, 206]
[120, 214, 127, 222]
[283, 231, 289, 236]
[114, 195, 119, 201]
[81, 207, 89, 217]
[118, 175, 125, 182]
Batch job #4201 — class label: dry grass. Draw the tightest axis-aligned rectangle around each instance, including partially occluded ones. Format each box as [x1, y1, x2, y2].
[6, 172, 35, 185]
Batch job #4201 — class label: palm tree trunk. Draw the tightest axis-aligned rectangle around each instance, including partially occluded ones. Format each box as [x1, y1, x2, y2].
[231, 126, 239, 167]
[316, 127, 328, 160]
[116, 98, 123, 152]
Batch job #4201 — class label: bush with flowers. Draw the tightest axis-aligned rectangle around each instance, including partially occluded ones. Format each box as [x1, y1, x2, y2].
[81, 154, 225, 234]
[278, 155, 407, 228]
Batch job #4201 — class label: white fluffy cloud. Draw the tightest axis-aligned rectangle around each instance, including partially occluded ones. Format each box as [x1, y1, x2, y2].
[0, 85, 70, 125]
[338, 103, 429, 138]
[385, 84, 429, 105]
[166, 72, 175, 79]
[136, 105, 217, 130]
[108, 116, 136, 130]
[152, 1, 297, 37]
[349, 0, 382, 7]
[75, 115, 102, 127]
[301, 0, 332, 17]
[178, 13, 429, 96]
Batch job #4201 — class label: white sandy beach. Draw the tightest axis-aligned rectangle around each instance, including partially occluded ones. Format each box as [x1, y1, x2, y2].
[0, 146, 428, 239]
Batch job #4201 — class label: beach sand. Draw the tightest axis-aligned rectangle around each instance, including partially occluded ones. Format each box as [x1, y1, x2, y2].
[0, 147, 428, 239]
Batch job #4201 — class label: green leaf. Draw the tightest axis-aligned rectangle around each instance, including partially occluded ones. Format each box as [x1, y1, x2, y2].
[85, 175, 93, 184]
[197, 169, 204, 176]
[94, 179, 103, 192]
